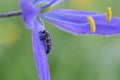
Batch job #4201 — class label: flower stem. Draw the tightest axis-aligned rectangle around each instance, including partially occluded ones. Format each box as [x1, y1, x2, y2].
[0, 10, 22, 18]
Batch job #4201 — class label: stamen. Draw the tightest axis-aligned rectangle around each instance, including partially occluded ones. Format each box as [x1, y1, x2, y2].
[87, 17, 96, 33]
[40, 5, 54, 13]
[106, 7, 112, 22]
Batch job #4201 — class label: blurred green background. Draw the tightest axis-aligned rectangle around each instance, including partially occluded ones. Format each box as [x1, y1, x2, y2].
[0, 0, 120, 80]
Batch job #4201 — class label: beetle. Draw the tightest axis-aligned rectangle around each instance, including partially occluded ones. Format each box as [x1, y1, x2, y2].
[39, 30, 52, 54]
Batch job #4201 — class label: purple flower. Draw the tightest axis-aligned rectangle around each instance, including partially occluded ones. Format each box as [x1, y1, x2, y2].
[19, 0, 120, 80]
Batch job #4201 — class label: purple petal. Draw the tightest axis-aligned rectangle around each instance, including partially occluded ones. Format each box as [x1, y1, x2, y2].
[49, 9, 97, 15]
[34, 0, 53, 3]
[32, 29, 51, 80]
[19, 0, 39, 29]
[34, 18, 45, 31]
[42, 9, 102, 24]
[41, 9, 120, 35]
[38, 0, 62, 11]
[20, 0, 33, 3]
[34, 0, 62, 5]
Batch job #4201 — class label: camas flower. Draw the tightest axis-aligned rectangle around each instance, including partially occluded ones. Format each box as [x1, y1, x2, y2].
[19, 0, 120, 80]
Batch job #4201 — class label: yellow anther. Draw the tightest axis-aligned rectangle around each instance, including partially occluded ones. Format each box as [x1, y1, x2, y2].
[106, 7, 112, 22]
[87, 17, 96, 33]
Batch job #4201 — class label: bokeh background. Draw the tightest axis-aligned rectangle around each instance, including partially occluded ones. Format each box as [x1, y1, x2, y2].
[0, 0, 120, 80]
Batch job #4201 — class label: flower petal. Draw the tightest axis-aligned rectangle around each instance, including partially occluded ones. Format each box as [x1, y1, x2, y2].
[48, 9, 97, 15]
[20, 0, 33, 3]
[32, 28, 50, 80]
[38, 0, 62, 11]
[34, 0, 62, 5]
[42, 9, 100, 23]
[34, 0, 52, 3]
[42, 9, 120, 35]
[19, 0, 39, 29]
